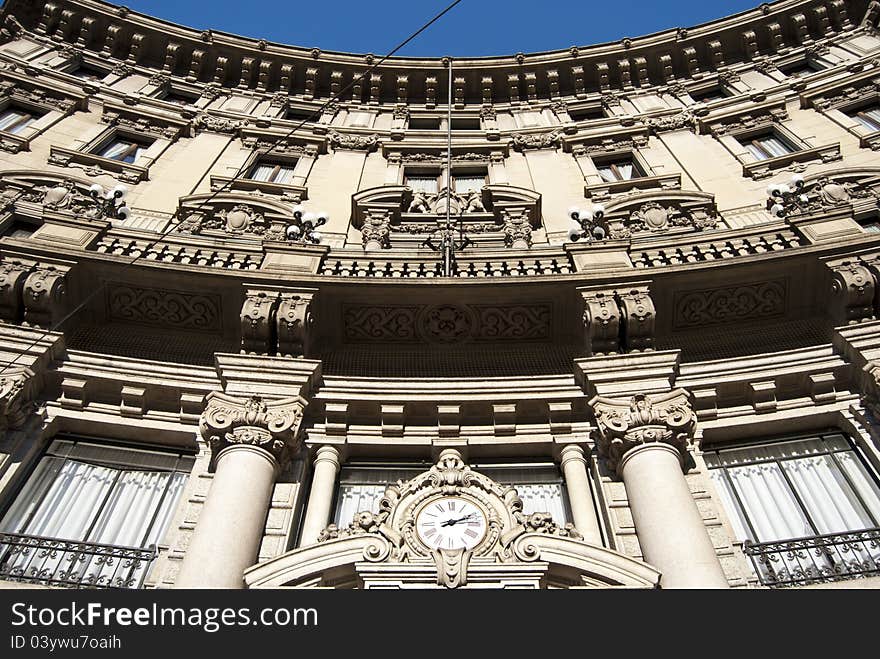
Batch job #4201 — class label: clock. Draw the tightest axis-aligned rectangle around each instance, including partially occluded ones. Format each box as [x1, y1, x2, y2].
[415, 496, 488, 551]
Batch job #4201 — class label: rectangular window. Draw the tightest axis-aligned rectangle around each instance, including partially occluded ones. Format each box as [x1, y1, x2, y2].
[848, 106, 880, 132]
[690, 87, 727, 103]
[163, 90, 198, 106]
[249, 161, 297, 185]
[781, 61, 820, 78]
[451, 118, 481, 131]
[331, 462, 570, 529]
[69, 64, 108, 82]
[286, 108, 316, 123]
[405, 173, 440, 194]
[739, 132, 796, 161]
[96, 137, 150, 164]
[568, 107, 605, 122]
[705, 431, 880, 587]
[0, 439, 193, 589]
[453, 172, 487, 193]
[596, 158, 642, 183]
[0, 108, 36, 135]
[409, 117, 441, 130]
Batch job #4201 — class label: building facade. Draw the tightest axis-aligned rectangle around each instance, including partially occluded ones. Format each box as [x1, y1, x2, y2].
[0, 0, 879, 589]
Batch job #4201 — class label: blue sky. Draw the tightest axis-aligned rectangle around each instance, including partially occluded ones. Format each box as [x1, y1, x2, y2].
[118, 1, 762, 57]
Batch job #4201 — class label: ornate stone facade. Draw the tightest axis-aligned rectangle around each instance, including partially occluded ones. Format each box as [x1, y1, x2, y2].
[1, 0, 880, 592]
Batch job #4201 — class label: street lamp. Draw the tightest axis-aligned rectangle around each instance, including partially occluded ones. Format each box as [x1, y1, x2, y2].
[567, 204, 608, 242]
[87, 183, 131, 221]
[286, 205, 328, 244]
[766, 174, 809, 218]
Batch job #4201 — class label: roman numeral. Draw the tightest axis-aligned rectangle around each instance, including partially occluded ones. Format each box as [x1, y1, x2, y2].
[449, 500, 456, 511]
[424, 528, 437, 537]
[464, 529, 478, 538]
[421, 521, 435, 527]
[436, 504, 444, 513]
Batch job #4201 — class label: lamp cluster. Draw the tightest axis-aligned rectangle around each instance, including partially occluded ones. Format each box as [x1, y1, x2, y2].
[286, 206, 328, 244]
[87, 183, 131, 221]
[766, 174, 808, 218]
[567, 204, 608, 242]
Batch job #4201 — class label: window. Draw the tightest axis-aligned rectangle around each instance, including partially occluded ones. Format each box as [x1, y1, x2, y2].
[453, 171, 487, 193]
[331, 461, 570, 529]
[0, 107, 36, 135]
[286, 108, 317, 123]
[248, 160, 297, 185]
[95, 137, 151, 164]
[596, 157, 643, 183]
[2, 219, 37, 238]
[690, 86, 727, 103]
[568, 107, 605, 122]
[451, 118, 481, 131]
[405, 171, 440, 194]
[739, 131, 796, 161]
[409, 117, 441, 130]
[847, 105, 880, 132]
[0, 439, 193, 589]
[861, 220, 880, 233]
[781, 61, 820, 78]
[705, 431, 880, 587]
[69, 64, 108, 82]
[162, 90, 198, 106]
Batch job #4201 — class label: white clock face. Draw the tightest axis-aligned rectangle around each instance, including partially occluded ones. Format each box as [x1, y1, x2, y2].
[415, 497, 487, 551]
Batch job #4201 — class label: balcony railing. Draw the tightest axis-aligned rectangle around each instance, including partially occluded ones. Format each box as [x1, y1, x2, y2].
[743, 528, 880, 588]
[0, 532, 158, 589]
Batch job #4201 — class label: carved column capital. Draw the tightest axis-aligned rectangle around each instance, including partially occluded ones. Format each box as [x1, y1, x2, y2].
[589, 389, 696, 475]
[558, 444, 588, 469]
[0, 366, 35, 431]
[500, 209, 532, 249]
[199, 392, 307, 468]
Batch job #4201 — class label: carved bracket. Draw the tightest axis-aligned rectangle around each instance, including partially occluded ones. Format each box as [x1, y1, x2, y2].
[241, 286, 316, 357]
[580, 283, 655, 356]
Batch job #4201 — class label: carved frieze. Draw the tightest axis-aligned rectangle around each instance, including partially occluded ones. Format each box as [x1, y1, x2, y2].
[193, 113, 246, 134]
[646, 110, 697, 134]
[343, 303, 552, 343]
[673, 280, 787, 329]
[710, 107, 789, 136]
[102, 109, 181, 140]
[511, 130, 562, 151]
[107, 284, 221, 331]
[327, 130, 379, 151]
[589, 390, 697, 473]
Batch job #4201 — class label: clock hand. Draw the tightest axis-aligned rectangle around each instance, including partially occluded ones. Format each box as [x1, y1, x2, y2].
[441, 513, 476, 527]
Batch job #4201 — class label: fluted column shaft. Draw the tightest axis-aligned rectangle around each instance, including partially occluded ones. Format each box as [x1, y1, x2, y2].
[298, 446, 342, 546]
[559, 445, 603, 545]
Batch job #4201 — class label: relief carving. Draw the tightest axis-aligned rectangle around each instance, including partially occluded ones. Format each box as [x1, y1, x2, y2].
[327, 130, 379, 151]
[673, 280, 787, 329]
[107, 284, 221, 331]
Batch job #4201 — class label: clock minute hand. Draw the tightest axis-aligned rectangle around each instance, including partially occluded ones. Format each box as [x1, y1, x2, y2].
[441, 513, 475, 527]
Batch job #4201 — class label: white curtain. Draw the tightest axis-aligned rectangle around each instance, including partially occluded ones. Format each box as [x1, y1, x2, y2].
[0, 444, 190, 588]
[250, 164, 295, 184]
[706, 436, 880, 584]
[747, 136, 792, 160]
[0, 109, 33, 134]
[454, 176, 485, 193]
[333, 484, 387, 527]
[407, 176, 438, 194]
[598, 163, 633, 183]
[855, 108, 880, 132]
[99, 140, 145, 164]
[514, 484, 569, 525]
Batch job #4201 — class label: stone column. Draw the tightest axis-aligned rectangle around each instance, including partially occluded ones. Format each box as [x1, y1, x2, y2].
[175, 393, 306, 589]
[298, 445, 342, 546]
[558, 445, 603, 545]
[591, 390, 729, 589]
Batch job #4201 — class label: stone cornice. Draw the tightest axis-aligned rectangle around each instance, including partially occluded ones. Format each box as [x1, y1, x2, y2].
[6, 0, 866, 104]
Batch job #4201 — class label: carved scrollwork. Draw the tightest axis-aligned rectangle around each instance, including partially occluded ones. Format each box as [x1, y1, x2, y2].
[22, 266, 67, 328]
[673, 280, 787, 329]
[590, 390, 697, 473]
[193, 113, 246, 134]
[646, 110, 696, 134]
[107, 284, 221, 331]
[0, 366, 35, 431]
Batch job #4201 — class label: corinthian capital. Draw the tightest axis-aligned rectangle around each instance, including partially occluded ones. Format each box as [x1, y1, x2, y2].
[589, 389, 696, 474]
[199, 392, 307, 466]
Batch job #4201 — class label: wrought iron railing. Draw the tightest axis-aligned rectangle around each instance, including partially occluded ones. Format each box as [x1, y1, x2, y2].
[743, 528, 880, 588]
[0, 532, 158, 589]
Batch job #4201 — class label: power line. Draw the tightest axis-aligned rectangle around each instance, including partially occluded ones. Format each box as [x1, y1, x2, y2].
[0, 0, 465, 376]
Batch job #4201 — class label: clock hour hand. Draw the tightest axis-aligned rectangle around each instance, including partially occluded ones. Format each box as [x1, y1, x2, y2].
[441, 513, 475, 527]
